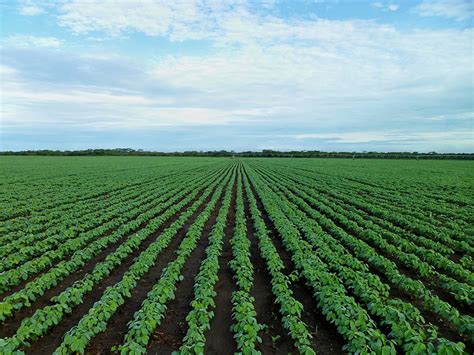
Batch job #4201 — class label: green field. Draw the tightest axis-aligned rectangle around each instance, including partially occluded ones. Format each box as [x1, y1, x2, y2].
[0, 156, 473, 354]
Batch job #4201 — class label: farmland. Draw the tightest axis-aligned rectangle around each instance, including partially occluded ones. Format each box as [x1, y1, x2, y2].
[0, 156, 473, 354]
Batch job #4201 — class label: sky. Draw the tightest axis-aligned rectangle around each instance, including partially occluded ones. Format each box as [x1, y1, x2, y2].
[0, 0, 473, 152]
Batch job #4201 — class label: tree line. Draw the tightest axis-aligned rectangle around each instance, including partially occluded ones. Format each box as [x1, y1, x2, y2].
[1, 148, 473, 159]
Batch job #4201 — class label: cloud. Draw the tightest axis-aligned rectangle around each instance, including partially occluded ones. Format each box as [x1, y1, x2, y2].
[148, 24, 473, 122]
[17, 0, 62, 16]
[19, 5, 44, 16]
[3, 35, 63, 48]
[18, 0, 45, 16]
[422, 112, 474, 121]
[53, 0, 285, 42]
[0, 84, 257, 129]
[3, 0, 473, 151]
[290, 131, 474, 145]
[261, 0, 277, 9]
[55, 0, 220, 37]
[0, 65, 17, 77]
[0, 48, 269, 130]
[373, 2, 400, 12]
[2, 85, 155, 106]
[388, 4, 400, 11]
[413, 0, 474, 21]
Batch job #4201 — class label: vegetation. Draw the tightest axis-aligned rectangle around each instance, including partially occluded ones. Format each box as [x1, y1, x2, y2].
[1, 148, 473, 159]
[0, 156, 472, 354]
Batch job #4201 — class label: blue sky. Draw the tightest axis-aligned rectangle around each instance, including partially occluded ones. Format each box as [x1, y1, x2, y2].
[0, 0, 473, 152]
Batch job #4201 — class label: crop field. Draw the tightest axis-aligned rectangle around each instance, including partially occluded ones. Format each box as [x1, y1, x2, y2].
[0, 156, 473, 354]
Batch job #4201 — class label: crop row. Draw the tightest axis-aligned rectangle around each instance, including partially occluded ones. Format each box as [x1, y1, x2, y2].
[0, 166, 225, 325]
[0, 166, 225, 296]
[249, 165, 467, 352]
[113, 167, 236, 354]
[255, 165, 474, 293]
[228, 171, 263, 353]
[0, 165, 221, 269]
[0, 166, 235, 354]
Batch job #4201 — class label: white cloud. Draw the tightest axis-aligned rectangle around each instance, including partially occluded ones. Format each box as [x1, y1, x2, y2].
[261, 0, 277, 9]
[0, 65, 17, 77]
[19, 5, 44, 16]
[2, 86, 154, 106]
[3, 35, 63, 48]
[3, 0, 473, 151]
[56, 0, 215, 37]
[18, 0, 45, 16]
[17, 0, 62, 16]
[0, 78, 267, 129]
[149, 25, 473, 112]
[422, 112, 474, 121]
[290, 131, 474, 145]
[414, 0, 474, 21]
[3, 10, 473, 133]
[1, 105, 243, 128]
[373, 2, 400, 12]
